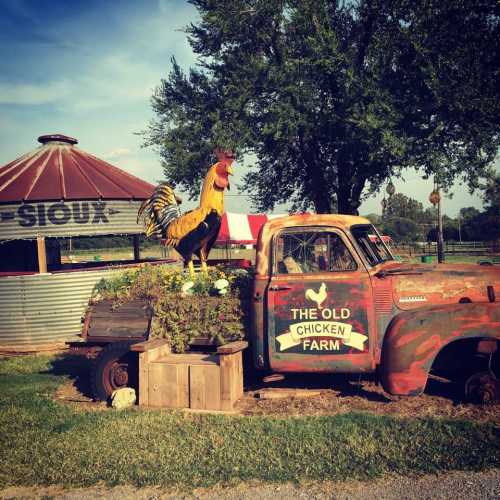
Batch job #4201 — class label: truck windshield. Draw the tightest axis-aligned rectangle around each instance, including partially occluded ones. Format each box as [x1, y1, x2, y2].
[351, 225, 394, 266]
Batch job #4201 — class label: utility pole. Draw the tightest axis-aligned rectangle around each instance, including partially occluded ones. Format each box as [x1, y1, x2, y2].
[437, 188, 445, 263]
[429, 180, 445, 263]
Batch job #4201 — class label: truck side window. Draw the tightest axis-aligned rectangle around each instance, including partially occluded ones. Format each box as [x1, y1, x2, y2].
[274, 231, 356, 274]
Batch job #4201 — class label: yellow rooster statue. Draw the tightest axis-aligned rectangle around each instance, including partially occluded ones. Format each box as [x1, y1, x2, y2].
[137, 149, 234, 276]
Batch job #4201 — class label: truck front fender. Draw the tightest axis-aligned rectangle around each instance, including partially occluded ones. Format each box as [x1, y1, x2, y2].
[381, 302, 500, 396]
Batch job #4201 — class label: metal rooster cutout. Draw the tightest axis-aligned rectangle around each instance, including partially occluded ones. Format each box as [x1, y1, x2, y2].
[137, 149, 234, 277]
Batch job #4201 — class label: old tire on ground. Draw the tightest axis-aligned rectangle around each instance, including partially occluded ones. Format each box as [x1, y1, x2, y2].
[91, 341, 138, 401]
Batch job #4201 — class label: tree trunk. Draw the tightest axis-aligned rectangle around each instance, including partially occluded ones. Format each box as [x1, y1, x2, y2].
[302, 147, 333, 214]
[336, 164, 365, 215]
[337, 189, 361, 215]
[313, 194, 333, 214]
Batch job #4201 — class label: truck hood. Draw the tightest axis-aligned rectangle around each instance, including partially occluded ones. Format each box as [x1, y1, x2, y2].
[375, 262, 500, 311]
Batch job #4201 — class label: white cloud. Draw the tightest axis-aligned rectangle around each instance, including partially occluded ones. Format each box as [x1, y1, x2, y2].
[0, 52, 160, 112]
[0, 79, 71, 105]
[101, 147, 132, 160]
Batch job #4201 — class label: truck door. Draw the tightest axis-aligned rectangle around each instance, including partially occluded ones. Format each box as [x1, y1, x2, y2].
[266, 227, 375, 372]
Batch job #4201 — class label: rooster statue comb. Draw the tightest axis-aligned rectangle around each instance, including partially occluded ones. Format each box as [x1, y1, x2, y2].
[137, 149, 235, 277]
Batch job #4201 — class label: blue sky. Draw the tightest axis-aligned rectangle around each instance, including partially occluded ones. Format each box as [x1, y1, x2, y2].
[0, 0, 489, 216]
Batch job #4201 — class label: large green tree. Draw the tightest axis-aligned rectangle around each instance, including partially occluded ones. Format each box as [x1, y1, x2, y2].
[459, 172, 500, 241]
[145, 0, 499, 214]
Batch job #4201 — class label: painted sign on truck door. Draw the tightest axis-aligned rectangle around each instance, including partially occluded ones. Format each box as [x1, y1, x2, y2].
[266, 227, 375, 372]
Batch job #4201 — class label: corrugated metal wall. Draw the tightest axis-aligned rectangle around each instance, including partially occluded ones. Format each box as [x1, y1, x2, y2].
[0, 268, 119, 350]
[0, 200, 146, 240]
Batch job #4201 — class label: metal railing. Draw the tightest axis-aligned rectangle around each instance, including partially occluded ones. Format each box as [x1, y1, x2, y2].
[392, 241, 497, 257]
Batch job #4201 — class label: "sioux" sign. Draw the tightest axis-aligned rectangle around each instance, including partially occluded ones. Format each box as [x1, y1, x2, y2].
[2, 202, 114, 227]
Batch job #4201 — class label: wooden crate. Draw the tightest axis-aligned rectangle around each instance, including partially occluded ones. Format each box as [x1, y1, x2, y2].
[132, 340, 247, 411]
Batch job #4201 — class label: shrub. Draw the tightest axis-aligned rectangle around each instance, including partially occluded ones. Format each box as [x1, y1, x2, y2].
[93, 264, 251, 352]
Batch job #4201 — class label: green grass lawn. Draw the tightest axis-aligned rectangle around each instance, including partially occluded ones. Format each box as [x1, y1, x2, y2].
[0, 355, 498, 489]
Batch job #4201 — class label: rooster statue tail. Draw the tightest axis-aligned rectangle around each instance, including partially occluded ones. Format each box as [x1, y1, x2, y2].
[137, 182, 181, 241]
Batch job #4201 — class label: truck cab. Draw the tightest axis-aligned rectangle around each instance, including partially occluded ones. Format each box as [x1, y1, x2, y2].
[251, 214, 500, 401]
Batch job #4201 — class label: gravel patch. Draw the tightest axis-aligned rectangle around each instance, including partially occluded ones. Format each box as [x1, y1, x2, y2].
[2, 469, 499, 499]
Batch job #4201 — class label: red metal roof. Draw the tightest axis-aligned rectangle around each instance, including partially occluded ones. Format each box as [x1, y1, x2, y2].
[0, 134, 154, 203]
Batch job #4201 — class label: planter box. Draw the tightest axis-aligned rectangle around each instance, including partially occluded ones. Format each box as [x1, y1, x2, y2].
[132, 339, 247, 411]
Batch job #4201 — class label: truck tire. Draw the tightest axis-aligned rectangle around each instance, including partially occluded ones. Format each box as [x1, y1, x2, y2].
[91, 341, 138, 401]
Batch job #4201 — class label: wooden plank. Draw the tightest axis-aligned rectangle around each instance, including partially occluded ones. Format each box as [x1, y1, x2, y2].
[190, 364, 221, 410]
[216, 341, 248, 355]
[87, 324, 148, 338]
[156, 353, 219, 366]
[149, 363, 189, 408]
[36, 236, 47, 273]
[219, 352, 243, 411]
[90, 313, 150, 322]
[148, 342, 171, 363]
[131, 338, 170, 353]
[138, 351, 149, 406]
[255, 388, 322, 400]
[233, 351, 244, 400]
[88, 299, 151, 338]
[89, 313, 150, 322]
[219, 354, 234, 411]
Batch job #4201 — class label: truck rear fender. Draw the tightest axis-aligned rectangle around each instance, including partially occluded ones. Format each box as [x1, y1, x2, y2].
[380, 302, 500, 396]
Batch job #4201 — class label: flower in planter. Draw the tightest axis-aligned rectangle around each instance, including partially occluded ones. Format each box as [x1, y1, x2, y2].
[214, 278, 229, 295]
[181, 281, 195, 296]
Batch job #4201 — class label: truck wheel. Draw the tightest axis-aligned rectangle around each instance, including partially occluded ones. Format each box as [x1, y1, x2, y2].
[464, 371, 500, 404]
[91, 342, 138, 401]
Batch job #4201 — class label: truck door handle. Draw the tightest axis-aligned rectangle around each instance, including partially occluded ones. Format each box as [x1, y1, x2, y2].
[269, 285, 292, 291]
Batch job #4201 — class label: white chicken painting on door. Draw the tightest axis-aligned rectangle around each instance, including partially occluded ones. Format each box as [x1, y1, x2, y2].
[276, 282, 368, 353]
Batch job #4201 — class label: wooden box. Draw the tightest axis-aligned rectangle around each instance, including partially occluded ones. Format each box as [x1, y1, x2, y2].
[132, 340, 247, 411]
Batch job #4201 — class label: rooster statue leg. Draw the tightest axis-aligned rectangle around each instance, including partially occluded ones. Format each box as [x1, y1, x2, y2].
[187, 260, 196, 279]
[200, 261, 208, 275]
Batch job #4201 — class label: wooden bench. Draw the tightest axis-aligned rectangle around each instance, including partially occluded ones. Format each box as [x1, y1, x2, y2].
[131, 339, 248, 411]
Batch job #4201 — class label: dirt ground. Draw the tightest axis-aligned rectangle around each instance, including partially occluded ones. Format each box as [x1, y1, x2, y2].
[53, 355, 500, 424]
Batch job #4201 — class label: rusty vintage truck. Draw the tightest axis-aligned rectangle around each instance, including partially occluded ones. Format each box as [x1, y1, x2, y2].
[81, 214, 500, 403]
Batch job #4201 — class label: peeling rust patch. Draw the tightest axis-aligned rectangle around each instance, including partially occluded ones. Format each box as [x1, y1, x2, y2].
[381, 303, 500, 396]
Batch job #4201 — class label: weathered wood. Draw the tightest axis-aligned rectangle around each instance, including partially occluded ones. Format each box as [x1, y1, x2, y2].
[139, 347, 244, 411]
[216, 340, 248, 355]
[87, 324, 148, 338]
[234, 351, 244, 400]
[156, 353, 219, 365]
[130, 338, 170, 353]
[37, 236, 47, 273]
[149, 362, 189, 407]
[190, 364, 221, 410]
[262, 373, 285, 383]
[255, 388, 322, 400]
[137, 340, 171, 407]
[87, 299, 151, 338]
[138, 350, 149, 406]
[219, 352, 243, 411]
[90, 299, 149, 313]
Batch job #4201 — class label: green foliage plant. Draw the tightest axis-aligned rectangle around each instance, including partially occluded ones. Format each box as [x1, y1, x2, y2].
[144, 0, 499, 215]
[93, 264, 251, 351]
